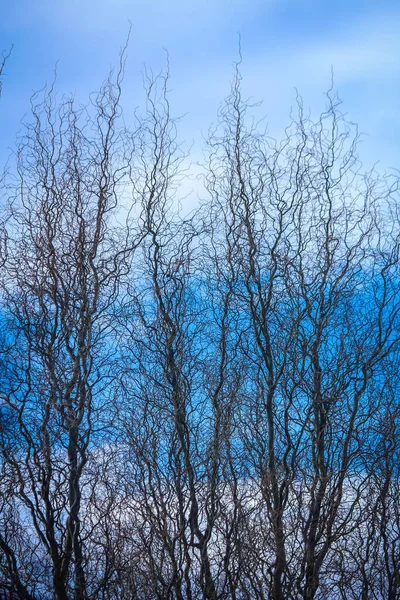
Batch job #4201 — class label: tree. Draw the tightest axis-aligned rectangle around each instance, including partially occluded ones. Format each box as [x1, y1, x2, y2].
[0, 54, 399, 600]
[0, 47, 12, 96]
[0, 47, 140, 599]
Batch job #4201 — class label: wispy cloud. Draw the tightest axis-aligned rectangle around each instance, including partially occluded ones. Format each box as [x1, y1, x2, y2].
[1, 1, 399, 170]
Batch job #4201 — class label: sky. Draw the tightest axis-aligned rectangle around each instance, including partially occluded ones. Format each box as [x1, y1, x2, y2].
[1, 0, 400, 184]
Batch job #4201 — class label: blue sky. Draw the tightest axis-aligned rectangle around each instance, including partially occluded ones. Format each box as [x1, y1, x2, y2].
[1, 0, 400, 175]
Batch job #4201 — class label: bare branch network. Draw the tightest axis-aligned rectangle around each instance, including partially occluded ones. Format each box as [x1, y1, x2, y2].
[0, 52, 400, 600]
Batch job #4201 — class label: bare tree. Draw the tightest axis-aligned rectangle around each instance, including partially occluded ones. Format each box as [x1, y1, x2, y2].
[0, 54, 400, 600]
[203, 69, 400, 600]
[0, 47, 141, 599]
[0, 47, 12, 97]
